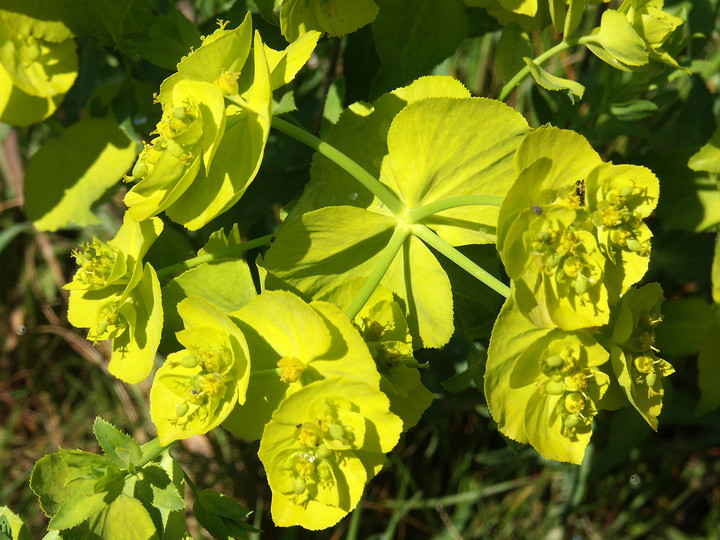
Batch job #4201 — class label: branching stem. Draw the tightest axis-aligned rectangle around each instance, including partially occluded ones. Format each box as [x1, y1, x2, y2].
[156, 234, 274, 279]
[344, 226, 411, 320]
[413, 225, 510, 298]
[405, 195, 504, 223]
[498, 36, 591, 101]
[271, 116, 406, 216]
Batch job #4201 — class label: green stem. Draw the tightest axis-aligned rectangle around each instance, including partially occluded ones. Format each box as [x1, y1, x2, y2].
[405, 195, 504, 223]
[412, 225, 510, 298]
[344, 226, 411, 320]
[156, 234, 274, 279]
[271, 116, 405, 216]
[498, 36, 591, 101]
[137, 438, 175, 468]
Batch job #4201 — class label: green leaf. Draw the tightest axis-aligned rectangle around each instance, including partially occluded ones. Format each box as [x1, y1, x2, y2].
[688, 125, 720, 173]
[609, 99, 659, 121]
[523, 57, 585, 104]
[133, 465, 185, 512]
[370, 0, 467, 96]
[85, 494, 159, 540]
[24, 117, 136, 231]
[93, 417, 143, 470]
[196, 490, 251, 520]
[697, 318, 720, 416]
[299, 75, 471, 217]
[161, 259, 257, 351]
[495, 23, 533, 84]
[280, 0, 379, 42]
[265, 30, 321, 90]
[48, 471, 123, 531]
[586, 9, 649, 71]
[0, 507, 28, 540]
[385, 97, 529, 245]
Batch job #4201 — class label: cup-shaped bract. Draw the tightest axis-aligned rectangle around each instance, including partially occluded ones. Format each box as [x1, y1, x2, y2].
[585, 1, 683, 72]
[124, 13, 302, 231]
[585, 163, 659, 298]
[258, 378, 402, 529]
[66, 215, 164, 384]
[609, 283, 673, 429]
[124, 80, 226, 221]
[150, 297, 250, 445]
[498, 126, 659, 328]
[616, 0, 684, 67]
[280, 0, 379, 42]
[223, 290, 382, 441]
[485, 297, 610, 464]
[0, 14, 78, 126]
[503, 204, 609, 330]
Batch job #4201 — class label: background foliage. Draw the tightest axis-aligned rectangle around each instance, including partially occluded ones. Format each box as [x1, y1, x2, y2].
[2, 0, 720, 538]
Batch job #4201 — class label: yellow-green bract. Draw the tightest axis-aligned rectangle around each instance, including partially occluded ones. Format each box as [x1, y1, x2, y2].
[124, 14, 318, 230]
[497, 126, 659, 329]
[319, 282, 433, 431]
[65, 214, 163, 384]
[258, 378, 402, 529]
[609, 283, 673, 430]
[223, 290, 382, 441]
[150, 297, 250, 445]
[585, 0, 684, 71]
[485, 297, 610, 464]
[0, 12, 77, 125]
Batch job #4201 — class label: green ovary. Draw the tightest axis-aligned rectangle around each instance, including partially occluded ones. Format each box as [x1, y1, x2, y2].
[87, 301, 127, 342]
[170, 345, 233, 426]
[538, 346, 597, 440]
[592, 185, 649, 255]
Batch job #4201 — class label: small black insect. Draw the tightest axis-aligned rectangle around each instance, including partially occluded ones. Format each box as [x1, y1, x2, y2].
[296, 423, 302, 428]
[531, 205, 543, 215]
[575, 180, 586, 205]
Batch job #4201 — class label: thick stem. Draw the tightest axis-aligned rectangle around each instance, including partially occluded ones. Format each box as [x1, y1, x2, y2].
[344, 226, 411, 320]
[271, 116, 405, 216]
[405, 195, 504, 223]
[412, 225, 510, 298]
[498, 37, 590, 102]
[156, 234, 274, 279]
[137, 438, 175, 468]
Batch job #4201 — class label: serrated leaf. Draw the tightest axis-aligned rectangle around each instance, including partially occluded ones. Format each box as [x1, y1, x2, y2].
[93, 418, 143, 469]
[48, 473, 123, 531]
[0, 507, 28, 540]
[133, 465, 185, 512]
[524, 57, 585, 103]
[85, 494, 159, 539]
[24, 117, 136, 231]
